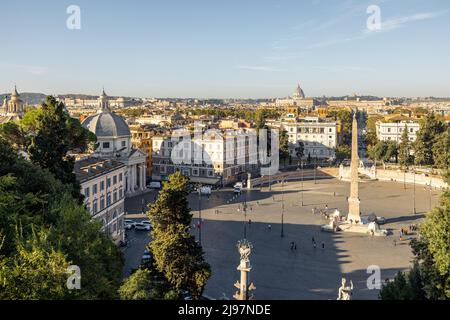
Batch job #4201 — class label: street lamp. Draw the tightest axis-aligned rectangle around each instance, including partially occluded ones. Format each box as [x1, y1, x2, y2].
[428, 183, 432, 212]
[281, 179, 285, 238]
[413, 167, 416, 215]
[197, 184, 202, 245]
[243, 190, 248, 239]
[269, 173, 272, 191]
[404, 170, 406, 190]
[301, 162, 304, 206]
[141, 198, 146, 215]
[314, 157, 317, 184]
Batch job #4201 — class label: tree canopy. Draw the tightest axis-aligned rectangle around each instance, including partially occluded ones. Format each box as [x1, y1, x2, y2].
[0, 136, 122, 299]
[146, 172, 211, 299]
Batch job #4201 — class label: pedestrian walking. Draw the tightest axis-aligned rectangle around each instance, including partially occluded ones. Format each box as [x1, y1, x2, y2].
[268, 224, 272, 231]
[313, 241, 317, 249]
[322, 242, 325, 249]
[248, 219, 252, 226]
[294, 243, 297, 251]
[290, 242, 294, 250]
[312, 236, 315, 243]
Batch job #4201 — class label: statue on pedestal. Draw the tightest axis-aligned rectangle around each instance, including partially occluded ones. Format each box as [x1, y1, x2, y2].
[233, 239, 255, 300]
[337, 278, 353, 300]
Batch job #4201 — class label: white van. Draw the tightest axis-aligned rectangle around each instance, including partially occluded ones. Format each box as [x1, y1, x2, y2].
[200, 186, 212, 195]
[148, 181, 161, 189]
[233, 182, 243, 194]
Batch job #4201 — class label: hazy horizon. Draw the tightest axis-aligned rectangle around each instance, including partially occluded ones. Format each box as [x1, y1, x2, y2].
[1, 0, 450, 98]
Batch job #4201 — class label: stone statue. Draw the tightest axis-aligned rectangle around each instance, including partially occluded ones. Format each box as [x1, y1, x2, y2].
[337, 278, 353, 300]
[237, 239, 252, 261]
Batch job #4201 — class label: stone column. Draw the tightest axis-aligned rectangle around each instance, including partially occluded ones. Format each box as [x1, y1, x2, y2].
[233, 240, 255, 300]
[347, 112, 361, 223]
[141, 164, 146, 190]
[132, 165, 137, 192]
[126, 172, 131, 194]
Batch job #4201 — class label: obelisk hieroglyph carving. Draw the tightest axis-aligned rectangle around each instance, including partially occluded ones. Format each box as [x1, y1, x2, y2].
[347, 112, 361, 224]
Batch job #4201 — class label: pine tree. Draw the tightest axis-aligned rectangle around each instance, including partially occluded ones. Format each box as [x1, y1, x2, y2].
[147, 172, 211, 299]
[432, 128, 450, 170]
[398, 125, 411, 168]
[414, 113, 445, 166]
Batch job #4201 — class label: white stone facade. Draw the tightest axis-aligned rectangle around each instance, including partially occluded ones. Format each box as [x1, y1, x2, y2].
[75, 158, 126, 243]
[376, 120, 420, 143]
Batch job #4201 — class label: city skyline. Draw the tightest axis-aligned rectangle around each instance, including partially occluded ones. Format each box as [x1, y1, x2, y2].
[1, 0, 450, 98]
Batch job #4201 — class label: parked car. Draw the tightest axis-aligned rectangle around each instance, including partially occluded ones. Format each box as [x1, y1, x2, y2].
[135, 222, 151, 231]
[141, 220, 152, 230]
[147, 181, 162, 189]
[124, 219, 136, 230]
[180, 289, 192, 300]
[233, 182, 243, 194]
[376, 216, 386, 225]
[141, 249, 152, 264]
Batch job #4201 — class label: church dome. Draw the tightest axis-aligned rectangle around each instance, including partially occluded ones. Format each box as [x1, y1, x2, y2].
[82, 111, 131, 137]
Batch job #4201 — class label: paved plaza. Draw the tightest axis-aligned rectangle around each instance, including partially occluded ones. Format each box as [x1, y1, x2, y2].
[124, 177, 442, 300]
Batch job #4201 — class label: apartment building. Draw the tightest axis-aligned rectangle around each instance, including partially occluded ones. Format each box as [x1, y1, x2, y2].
[74, 157, 126, 243]
[269, 117, 339, 160]
[376, 119, 420, 143]
[151, 129, 260, 186]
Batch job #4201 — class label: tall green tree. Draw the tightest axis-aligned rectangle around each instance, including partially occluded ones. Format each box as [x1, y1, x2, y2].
[147, 172, 211, 299]
[432, 128, 450, 170]
[398, 125, 412, 168]
[28, 97, 79, 193]
[118, 268, 155, 300]
[385, 141, 399, 163]
[335, 145, 351, 163]
[368, 141, 387, 163]
[0, 139, 123, 299]
[295, 141, 305, 161]
[1, 96, 96, 198]
[414, 113, 445, 166]
[279, 129, 290, 166]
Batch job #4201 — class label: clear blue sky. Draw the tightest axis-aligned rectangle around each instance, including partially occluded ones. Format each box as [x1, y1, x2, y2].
[1, 0, 449, 98]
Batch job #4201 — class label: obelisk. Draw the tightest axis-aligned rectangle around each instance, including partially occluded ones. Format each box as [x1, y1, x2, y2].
[347, 112, 361, 224]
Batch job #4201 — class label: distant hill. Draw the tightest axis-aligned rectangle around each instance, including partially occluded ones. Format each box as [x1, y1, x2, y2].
[0, 92, 47, 105]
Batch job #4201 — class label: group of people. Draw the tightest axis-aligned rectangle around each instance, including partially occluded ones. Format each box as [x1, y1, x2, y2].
[400, 224, 418, 238]
[312, 236, 325, 250]
[312, 205, 329, 216]
[289, 237, 326, 251]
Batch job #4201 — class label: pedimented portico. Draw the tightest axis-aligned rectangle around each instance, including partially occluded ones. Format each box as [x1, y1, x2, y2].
[123, 149, 147, 194]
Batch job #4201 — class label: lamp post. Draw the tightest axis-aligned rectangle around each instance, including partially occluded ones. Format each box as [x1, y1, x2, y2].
[404, 170, 406, 190]
[243, 189, 248, 239]
[281, 179, 285, 238]
[301, 162, 304, 206]
[428, 183, 432, 212]
[141, 198, 145, 215]
[198, 184, 202, 245]
[314, 157, 317, 184]
[413, 167, 416, 215]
